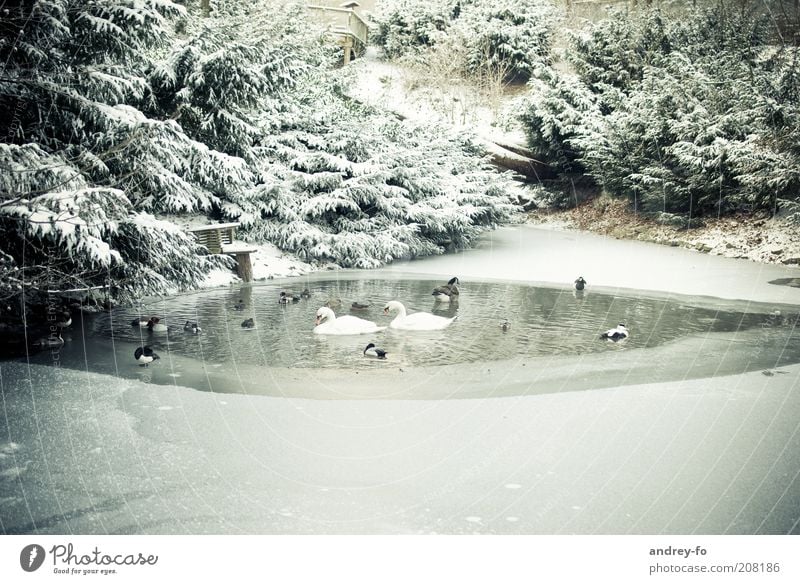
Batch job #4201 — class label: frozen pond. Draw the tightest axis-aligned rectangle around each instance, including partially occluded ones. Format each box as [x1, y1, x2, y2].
[3, 226, 800, 535]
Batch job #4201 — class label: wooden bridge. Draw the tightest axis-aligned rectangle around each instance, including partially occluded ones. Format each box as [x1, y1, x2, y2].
[307, 2, 371, 64]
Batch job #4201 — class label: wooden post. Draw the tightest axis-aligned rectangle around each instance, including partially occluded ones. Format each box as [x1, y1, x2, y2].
[234, 252, 253, 283]
[343, 38, 353, 65]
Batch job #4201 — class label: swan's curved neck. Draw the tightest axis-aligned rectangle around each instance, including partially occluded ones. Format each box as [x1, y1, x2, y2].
[392, 303, 407, 318]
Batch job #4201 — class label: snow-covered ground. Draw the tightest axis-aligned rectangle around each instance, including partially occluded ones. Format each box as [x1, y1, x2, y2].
[349, 47, 530, 150]
[1, 226, 798, 535]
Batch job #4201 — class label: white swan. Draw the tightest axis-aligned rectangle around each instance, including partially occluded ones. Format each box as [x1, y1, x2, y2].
[314, 307, 385, 335]
[383, 301, 457, 331]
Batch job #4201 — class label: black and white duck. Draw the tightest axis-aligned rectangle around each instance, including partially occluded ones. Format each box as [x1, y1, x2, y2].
[279, 291, 300, 304]
[600, 323, 629, 342]
[363, 343, 388, 359]
[134, 346, 160, 366]
[183, 321, 201, 334]
[146, 317, 168, 332]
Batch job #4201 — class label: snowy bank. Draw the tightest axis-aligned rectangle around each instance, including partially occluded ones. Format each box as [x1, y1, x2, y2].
[529, 197, 800, 269]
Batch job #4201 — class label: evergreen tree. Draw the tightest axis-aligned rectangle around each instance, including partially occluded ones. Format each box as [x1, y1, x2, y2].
[519, 4, 800, 216]
[0, 0, 229, 309]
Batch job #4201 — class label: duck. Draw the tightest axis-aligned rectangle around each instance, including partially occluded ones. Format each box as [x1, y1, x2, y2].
[300, 289, 311, 299]
[31, 333, 64, 351]
[600, 323, 629, 342]
[131, 317, 150, 327]
[146, 317, 168, 332]
[234, 299, 246, 311]
[574, 276, 587, 291]
[279, 291, 300, 304]
[350, 301, 370, 311]
[501, 319, 510, 332]
[313, 307, 385, 335]
[324, 298, 343, 309]
[54, 312, 72, 328]
[183, 321, 201, 334]
[363, 343, 387, 359]
[432, 277, 460, 302]
[241, 318, 255, 329]
[134, 346, 160, 366]
[383, 301, 457, 331]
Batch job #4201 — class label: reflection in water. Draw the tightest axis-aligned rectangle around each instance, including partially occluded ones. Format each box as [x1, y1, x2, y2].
[78, 278, 800, 370]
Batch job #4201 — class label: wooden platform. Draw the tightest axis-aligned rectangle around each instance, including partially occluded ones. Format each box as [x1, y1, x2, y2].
[188, 223, 257, 282]
[307, 3, 370, 63]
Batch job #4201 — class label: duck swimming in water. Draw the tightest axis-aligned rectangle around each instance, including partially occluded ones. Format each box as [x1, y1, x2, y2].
[183, 321, 201, 334]
[54, 311, 72, 328]
[279, 291, 300, 304]
[432, 277, 460, 302]
[501, 319, 511, 332]
[300, 289, 311, 299]
[146, 317, 168, 332]
[131, 317, 150, 327]
[134, 346, 160, 366]
[363, 343, 388, 359]
[574, 277, 587, 291]
[234, 299, 246, 311]
[31, 333, 64, 351]
[241, 318, 255, 329]
[600, 323, 629, 342]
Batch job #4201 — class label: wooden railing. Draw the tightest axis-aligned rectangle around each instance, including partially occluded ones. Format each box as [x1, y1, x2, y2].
[187, 222, 239, 255]
[307, 5, 369, 46]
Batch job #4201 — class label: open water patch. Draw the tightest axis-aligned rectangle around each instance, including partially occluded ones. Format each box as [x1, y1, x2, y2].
[50, 277, 800, 370]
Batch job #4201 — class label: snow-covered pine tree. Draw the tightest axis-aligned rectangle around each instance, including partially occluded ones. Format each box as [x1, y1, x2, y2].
[372, 0, 559, 81]
[0, 1, 231, 309]
[520, 3, 800, 216]
[152, 0, 519, 269]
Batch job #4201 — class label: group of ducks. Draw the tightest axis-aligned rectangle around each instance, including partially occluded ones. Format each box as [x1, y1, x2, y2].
[133, 274, 628, 366]
[30, 312, 72, 350]
[131, 316, 200, 365]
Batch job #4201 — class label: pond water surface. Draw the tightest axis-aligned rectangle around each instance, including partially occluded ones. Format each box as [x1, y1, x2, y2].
[39, 276, 800, 381]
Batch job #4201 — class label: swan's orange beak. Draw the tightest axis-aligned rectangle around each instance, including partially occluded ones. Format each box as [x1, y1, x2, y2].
[383, 307, 389, 315]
